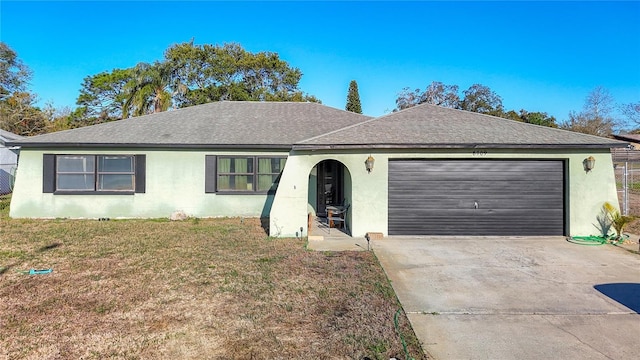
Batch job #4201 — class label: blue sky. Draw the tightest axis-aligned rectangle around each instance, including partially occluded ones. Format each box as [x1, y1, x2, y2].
[1, 1, 639, 122]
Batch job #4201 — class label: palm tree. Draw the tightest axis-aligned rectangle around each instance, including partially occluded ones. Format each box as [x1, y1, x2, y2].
[122, 61, 182, 118]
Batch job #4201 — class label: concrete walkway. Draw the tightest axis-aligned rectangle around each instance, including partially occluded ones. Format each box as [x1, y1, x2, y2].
[306, 216, 371, 251]
[306, 233, 371, 252]
[373, 237, 640, 360]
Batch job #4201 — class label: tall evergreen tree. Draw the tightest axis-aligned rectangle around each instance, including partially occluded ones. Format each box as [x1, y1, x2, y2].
[345, 80, 362, 114]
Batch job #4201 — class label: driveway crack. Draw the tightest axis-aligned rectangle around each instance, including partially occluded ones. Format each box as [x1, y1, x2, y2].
[541, 316, 616, 360]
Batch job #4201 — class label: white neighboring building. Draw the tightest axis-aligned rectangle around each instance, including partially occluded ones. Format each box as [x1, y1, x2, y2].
[0, 129, 23, 194]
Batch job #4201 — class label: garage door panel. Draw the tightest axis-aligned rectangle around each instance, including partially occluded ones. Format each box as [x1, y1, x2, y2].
[389, 188, 564, 198]
[390, 160, 549, 170]
[390, 160, 562, 173]
[391, 209, 564, 220]
[389, 178, 563, 189]
[390, 201, 562, 210]
[389, 193, 564, 203]
[393, 171, 562, 181]
[388, 160, 565, 236]
[390, 179, 562, 192]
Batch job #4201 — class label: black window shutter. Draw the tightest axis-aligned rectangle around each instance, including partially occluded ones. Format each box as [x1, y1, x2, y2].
[135, 155, 146, 193]
[42, 154, 55, 193]
[205, 155, 217, 193]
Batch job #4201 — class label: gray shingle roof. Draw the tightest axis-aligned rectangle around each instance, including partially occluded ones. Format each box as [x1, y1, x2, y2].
[0, 129, 23, 146]
[12, 101, 371, 148]
[613, 133, 640, 143]
[295, 103, 627, 149]
[10, 101, 627, 150]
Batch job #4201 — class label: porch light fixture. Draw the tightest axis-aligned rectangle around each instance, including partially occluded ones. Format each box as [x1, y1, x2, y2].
[365, 155, 375, 173]
[584, 156, 596, 172]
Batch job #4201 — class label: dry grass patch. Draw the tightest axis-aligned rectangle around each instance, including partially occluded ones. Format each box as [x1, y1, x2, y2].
[0, 209, 424, 359]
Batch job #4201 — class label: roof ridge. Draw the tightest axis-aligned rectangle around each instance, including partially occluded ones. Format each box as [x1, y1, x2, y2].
[12, 101, 374, 147]
[297, 102, 627, 148]
[297, 115, 382, 143]
[397, 103, 621, 143]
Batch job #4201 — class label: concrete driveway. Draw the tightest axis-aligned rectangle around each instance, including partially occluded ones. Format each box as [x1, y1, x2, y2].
[373, 237, 640, 360]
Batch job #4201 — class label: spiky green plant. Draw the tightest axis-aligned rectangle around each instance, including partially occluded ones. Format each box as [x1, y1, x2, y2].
[603, 202, 634, 241]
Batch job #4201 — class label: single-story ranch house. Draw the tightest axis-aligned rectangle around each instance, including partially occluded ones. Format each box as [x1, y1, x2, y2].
[8, 101, 627, 237]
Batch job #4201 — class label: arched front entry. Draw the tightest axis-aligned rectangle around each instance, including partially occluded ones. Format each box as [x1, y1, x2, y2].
[308, 159, 352, 234]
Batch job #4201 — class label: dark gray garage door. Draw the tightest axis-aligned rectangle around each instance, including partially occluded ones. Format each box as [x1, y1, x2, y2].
[388, 159, 565, 236]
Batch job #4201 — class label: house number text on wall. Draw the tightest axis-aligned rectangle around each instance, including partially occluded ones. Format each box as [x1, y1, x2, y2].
[472, 150, 488, 156]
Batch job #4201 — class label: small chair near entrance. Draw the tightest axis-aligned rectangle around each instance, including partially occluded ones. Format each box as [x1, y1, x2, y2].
[327, 204, 350, 234]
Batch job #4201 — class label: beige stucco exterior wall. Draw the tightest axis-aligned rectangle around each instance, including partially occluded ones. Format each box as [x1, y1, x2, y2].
[11, 147, 619, 238]
[269, 148, 619, 238]
[10, 149, 288, 219]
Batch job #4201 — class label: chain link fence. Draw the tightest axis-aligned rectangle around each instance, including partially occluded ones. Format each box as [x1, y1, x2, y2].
[612, 149, 640, 216]
[0, 163, 17, 195]
[1, 130, 22, 196]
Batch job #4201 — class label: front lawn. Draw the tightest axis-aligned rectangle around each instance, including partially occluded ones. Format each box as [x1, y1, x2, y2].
[0, 202, 425, 359]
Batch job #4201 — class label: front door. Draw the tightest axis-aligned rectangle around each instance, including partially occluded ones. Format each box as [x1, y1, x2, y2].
[316, 160, 343, 217]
